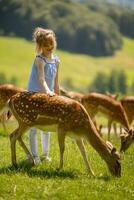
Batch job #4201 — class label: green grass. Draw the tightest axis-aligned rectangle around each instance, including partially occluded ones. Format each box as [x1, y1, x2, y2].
[0, 123, 134, 200]
[0, 36, 134, 91]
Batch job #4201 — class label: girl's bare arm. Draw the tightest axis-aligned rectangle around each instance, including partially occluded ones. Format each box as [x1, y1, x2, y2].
[54, 62, 60, 95]
[35, 57, 53, 94]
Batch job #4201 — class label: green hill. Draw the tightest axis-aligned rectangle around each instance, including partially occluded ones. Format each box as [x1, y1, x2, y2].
[0, 36, 134, 92]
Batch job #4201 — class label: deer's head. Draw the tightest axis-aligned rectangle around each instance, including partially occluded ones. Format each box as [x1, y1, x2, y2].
[106, 141, 121, 177]
[120, 128, 134, 152]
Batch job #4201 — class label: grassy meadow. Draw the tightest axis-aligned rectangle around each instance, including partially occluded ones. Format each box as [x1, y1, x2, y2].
[0, 36, 134, 199]
[0, 36, 134, 91]
[0, 123, 134, 200]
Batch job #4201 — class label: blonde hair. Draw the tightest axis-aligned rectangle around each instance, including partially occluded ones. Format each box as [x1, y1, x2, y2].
[33, 27, 57, 52]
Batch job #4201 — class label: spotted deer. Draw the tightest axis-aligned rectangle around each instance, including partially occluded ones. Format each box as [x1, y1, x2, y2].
[8, 91, 121, 177]
[0, 84, 25, 132]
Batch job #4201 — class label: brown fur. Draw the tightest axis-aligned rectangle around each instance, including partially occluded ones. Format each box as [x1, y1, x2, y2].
[60, 87, 84, 102]
[0, 84, 25, 132]
[60, 88, 134, 152]
[60, 88, 131, 138]
[81, 93, 129, 130]
[120, 96, 134, 152]
[121, 96, 134, 124]
[9, 91, 121, 177]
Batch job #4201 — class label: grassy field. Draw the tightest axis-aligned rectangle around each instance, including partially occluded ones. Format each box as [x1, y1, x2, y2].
[0, 36, 134, 199]
[0, 122, 134, 200]
[0, 36, 134, 92]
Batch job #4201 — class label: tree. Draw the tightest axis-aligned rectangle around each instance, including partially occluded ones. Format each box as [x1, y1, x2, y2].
[89, 72, 108, 93]
[0, 0, 123, 56]
[118, 70, 127, 94]
[107, 70, 118, 93]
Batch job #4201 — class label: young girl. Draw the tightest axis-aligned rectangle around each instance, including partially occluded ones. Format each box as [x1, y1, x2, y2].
[27, 27, 60, 164]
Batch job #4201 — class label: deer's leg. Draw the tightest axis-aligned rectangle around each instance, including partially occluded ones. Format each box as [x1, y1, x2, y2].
[108, 119, 112, 141]
[1, 114, 7, 133]
[92, 116, 98, 131]
[113, 122, 118, 137]
[99, 124, 103, 137]
[10, 128, 19, 166]
[10, 125, 28, 166]
[75, 139, 95, 176]
[120, 125, 122, 135]
[18, 136, 34, 165]
[57, 128, 65, 170]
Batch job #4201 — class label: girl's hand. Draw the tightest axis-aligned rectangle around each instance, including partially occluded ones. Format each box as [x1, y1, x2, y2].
[46, 90, 55, 96]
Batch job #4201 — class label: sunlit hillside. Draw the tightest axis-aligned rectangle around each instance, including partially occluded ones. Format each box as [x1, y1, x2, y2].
[0, 36, 134, 92]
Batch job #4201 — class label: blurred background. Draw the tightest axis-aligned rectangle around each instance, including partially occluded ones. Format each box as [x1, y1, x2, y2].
[0, 0, 134, 95]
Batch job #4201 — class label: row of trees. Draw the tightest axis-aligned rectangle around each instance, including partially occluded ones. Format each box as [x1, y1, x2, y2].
[61, 70, 134, 95]
[1, 0, 134, 55]
[86, 1, 134, 39]
[0, 0, 125, 56]
[89, 70, 129, 94]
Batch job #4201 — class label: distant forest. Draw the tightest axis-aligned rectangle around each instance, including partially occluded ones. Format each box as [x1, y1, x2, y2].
[1, 0, 134, 56]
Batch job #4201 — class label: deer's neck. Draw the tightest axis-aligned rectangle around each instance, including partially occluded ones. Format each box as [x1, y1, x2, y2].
[86, 123, 111, 160]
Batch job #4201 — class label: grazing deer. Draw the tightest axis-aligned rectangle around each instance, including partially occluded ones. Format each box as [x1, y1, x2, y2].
[8, 91, 121, 177]
[0, 84, 25, 132]
[105, 93, 134, 138]
[60, 88, 134, 152]
[60, 88, 131, 140]
[121, 96, 134, 126]
[81, 93, 130, 135]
